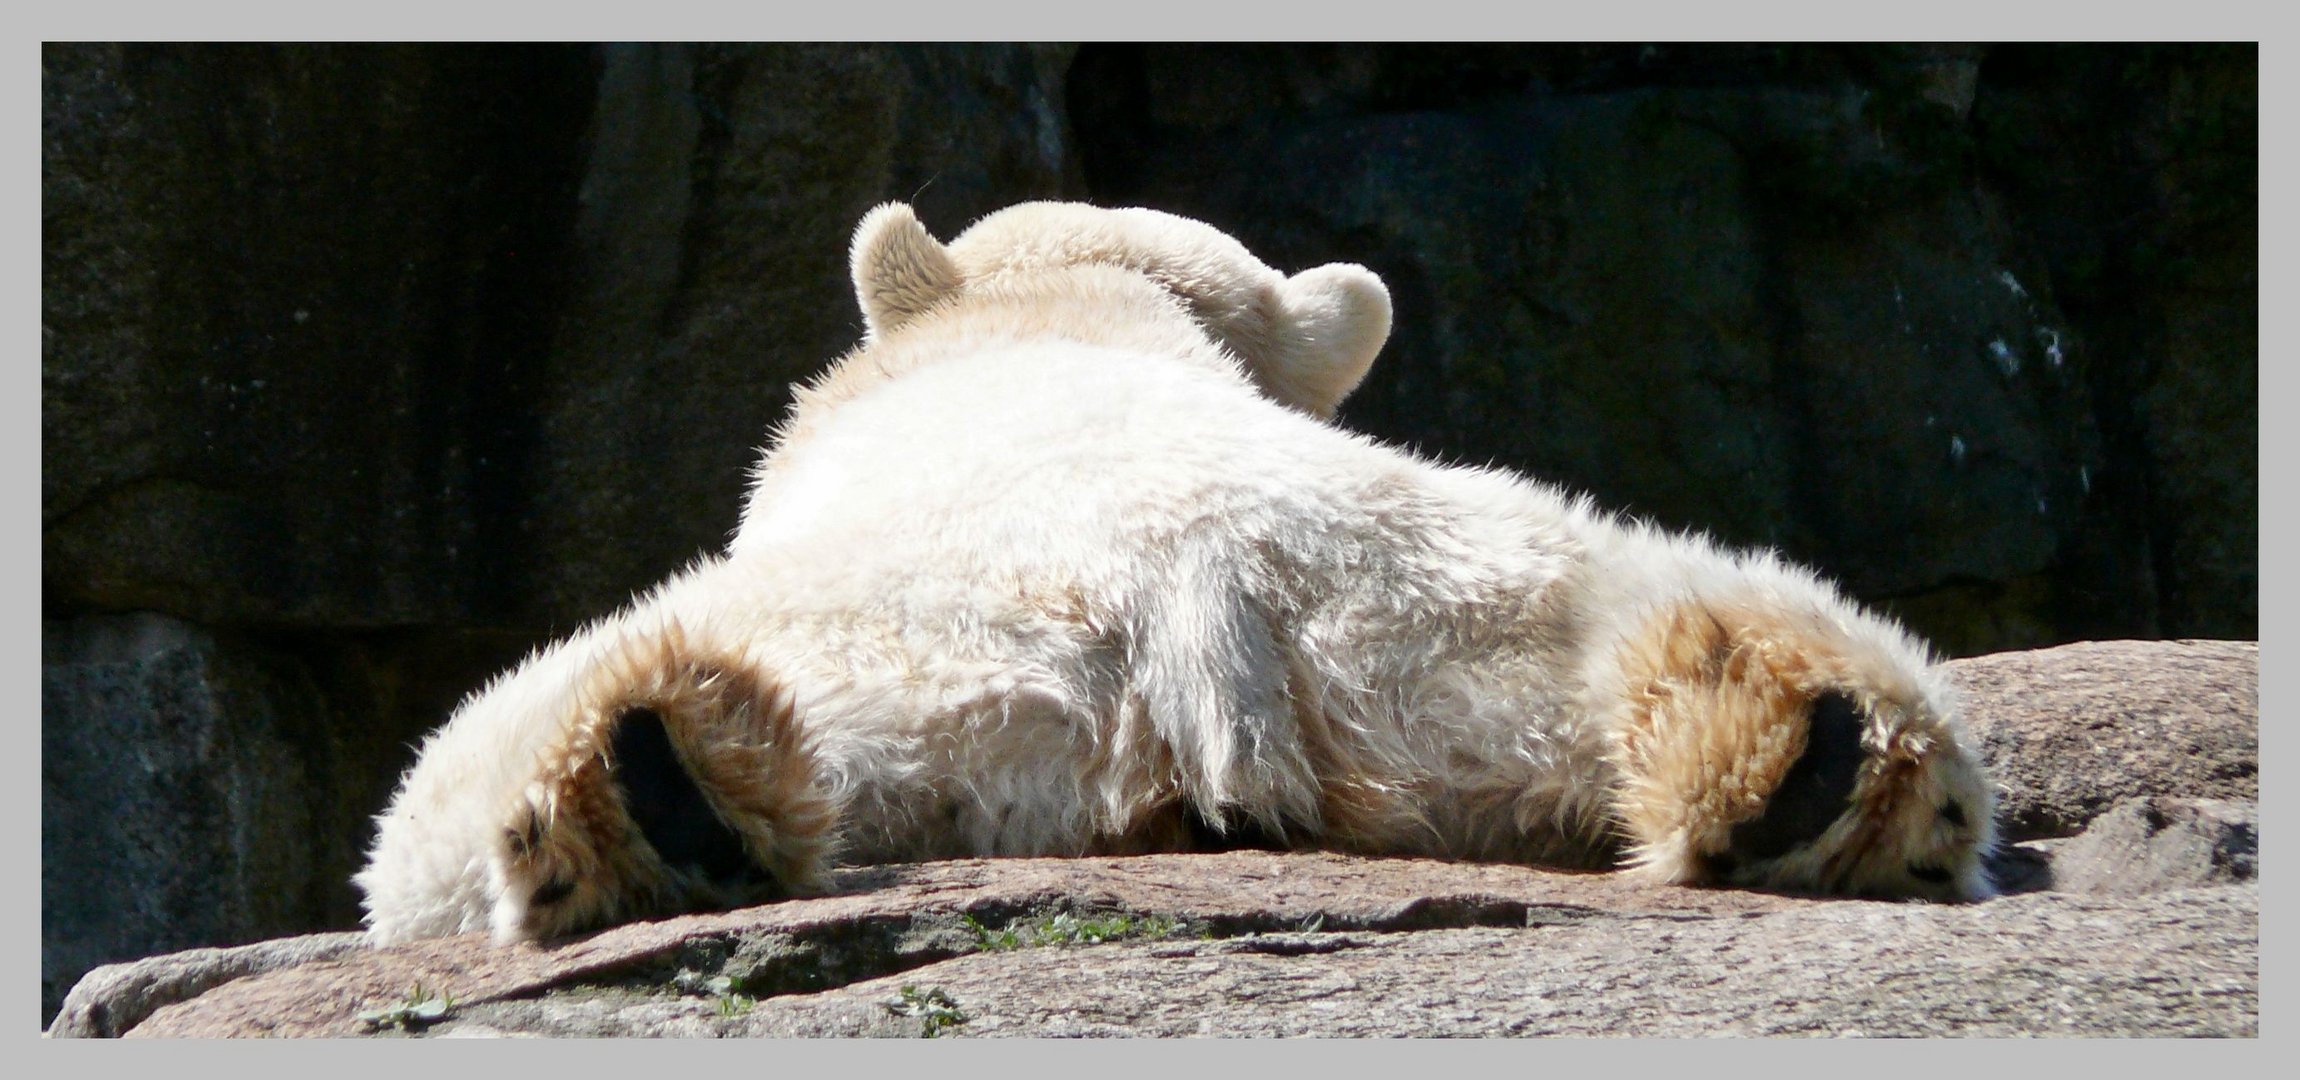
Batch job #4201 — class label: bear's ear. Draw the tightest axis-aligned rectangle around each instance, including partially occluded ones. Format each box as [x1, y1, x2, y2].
[849, 202, 963, 342]
[1268, 263, 1393, 418]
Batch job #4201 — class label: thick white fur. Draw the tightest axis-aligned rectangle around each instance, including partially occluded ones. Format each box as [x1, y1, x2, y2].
[357, 202, 1994, 946]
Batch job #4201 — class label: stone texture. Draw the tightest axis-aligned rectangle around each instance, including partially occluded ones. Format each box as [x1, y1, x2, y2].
[41, 614, 338, 1020]
[1971, 45, 2257, 643]
[629, 888, 2256, 1038]
[84, 852, 2254, 1039]
[42, 43, 1074, 631]
[110, 854, 1797, 1038]
[45, 932, 368, 1039]
[42, 43, 603, 629]
[39, 612, 538, 1024]
[2046, 797, 2256, 896]
[1946, 639, 2257, 840]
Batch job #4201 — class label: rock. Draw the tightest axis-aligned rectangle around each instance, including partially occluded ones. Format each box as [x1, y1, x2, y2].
[41, 43, 603, 629]
[45, 932, 368, 1039]
[39, 613, 531, 1025]
[42, 43, 1074, 630]
[1973, 45, 2257, 643]
[41, 614, 338, 1021]
[1946, 639, 2257, 840]
[88, 854, 2254, 1039]
[2045, 797, 2256, 896]
[614, 888, 2256, 1038]
[109, 854, 1800, 1037]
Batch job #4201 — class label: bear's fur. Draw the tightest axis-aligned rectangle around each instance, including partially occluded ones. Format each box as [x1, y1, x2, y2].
[355, 201, 1997, 947]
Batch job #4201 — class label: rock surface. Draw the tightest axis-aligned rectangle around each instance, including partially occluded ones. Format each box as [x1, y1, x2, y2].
[48, 638, 2258, 1038]
[1948, 639, 2257, 839]
[45, 932, 368, 1040]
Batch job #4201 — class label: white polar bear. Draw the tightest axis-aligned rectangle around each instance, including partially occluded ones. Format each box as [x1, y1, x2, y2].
[355, 201, 1998, 947]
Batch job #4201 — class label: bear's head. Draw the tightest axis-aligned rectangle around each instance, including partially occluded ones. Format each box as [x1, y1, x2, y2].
[847, 200, 1392, 419]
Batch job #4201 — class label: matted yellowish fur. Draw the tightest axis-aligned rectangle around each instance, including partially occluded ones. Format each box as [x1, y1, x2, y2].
[356, 201, 1996, 946]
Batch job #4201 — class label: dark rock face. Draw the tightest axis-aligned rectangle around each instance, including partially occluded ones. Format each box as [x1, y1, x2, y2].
[1065, 43, 2254, 656]
[42, 43, 1074, 631]
[39, 613, 534, 1021]
[45, 638, 2259, 1038]
[40, 43, 2254, 1027]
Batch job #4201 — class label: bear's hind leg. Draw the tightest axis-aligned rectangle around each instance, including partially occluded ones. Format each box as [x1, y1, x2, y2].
[489, 626, 837, 943]
[1601, 597, 1997, 901]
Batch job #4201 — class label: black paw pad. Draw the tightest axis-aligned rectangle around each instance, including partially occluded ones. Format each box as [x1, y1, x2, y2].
[1726, 690, 1868, 863]
[609, 707, 777, 895]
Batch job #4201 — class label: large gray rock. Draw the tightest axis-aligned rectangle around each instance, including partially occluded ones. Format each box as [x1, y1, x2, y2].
[45, 932, 368, 1039]
[41, 614, 340, 1021]
[500, 889, 2254, 1038]
[1971, 45, 2257, 643]
[38, 613, 534, 1025]
[1947, 639, 2257, 840]
[2044, 797, 2256, 896]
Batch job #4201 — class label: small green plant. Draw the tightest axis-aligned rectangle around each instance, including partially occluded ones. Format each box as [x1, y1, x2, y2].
[887, 984, 967, 1037]
[964, 909, 1186, 951]
[356, 983, 456, 1031]
[962, 912, 1024, 951]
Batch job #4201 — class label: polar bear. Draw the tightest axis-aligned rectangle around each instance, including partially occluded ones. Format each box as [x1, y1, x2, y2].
[354, 201, 1998, 947]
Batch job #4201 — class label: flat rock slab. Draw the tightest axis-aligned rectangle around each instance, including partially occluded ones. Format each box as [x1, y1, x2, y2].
[119, 853, 1791, 1038]
[449, 886, 2256, 1038]
[110, 850, 2256, 1039]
